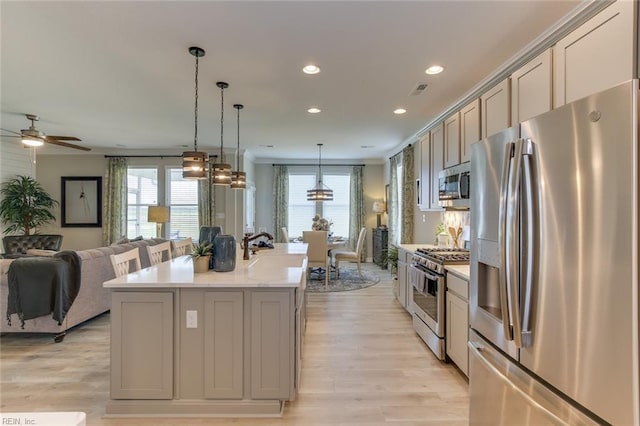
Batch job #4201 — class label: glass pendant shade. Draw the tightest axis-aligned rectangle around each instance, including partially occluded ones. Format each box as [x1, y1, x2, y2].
[182, 46, 208, 179]
[307, 143, 333, 201]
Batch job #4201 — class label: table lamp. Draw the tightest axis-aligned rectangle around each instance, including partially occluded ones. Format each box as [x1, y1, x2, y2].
[372, 201, 386, 228]
[148, 206, 170, 238]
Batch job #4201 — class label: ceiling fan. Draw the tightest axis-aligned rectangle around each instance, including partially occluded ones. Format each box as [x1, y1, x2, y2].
[0, 114, 90, 151]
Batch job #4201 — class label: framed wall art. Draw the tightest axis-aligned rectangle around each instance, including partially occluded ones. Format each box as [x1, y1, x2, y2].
[61, 176, 102, 227]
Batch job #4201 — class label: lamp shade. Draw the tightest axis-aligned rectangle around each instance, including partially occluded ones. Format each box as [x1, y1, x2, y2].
[372, 201, 386, 213]
[148, 206, 170, 223]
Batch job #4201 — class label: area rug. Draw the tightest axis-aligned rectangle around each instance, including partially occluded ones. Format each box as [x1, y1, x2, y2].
[307, 268, 380, 293]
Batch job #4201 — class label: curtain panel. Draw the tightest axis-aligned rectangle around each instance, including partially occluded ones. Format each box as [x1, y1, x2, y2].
[272, 165, 288, 243]
[401, 144, 414, 244]
[102, 157, 128, 246]
[198, 163, 215, 227]
[348, 166, 366, 261]
[389, 152, 401, 246]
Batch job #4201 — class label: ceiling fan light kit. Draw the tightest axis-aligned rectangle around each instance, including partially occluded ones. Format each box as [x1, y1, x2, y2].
[182, 46, 208, 180]
[307, 143, 333, 201]
[230, 103, 246, 190]
[213, 81, 232, 186]
[1, 113, 89, 151]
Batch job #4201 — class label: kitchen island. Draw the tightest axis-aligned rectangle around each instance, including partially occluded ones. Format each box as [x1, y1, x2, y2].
[103, 244, 308, 417]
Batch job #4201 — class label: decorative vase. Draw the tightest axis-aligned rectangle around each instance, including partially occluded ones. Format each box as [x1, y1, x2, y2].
[213, 235, 236, 272]
[194, 255, 211, 273]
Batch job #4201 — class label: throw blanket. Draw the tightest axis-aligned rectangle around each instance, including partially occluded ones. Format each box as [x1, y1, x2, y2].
[6, 251, 81, 328]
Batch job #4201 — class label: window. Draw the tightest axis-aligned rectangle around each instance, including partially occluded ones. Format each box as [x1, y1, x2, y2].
[395, 162, 403, 244]
[127, 167, 158, 238]
[166, 168, 199, 241]
[127, 166, 200, 241]
[287, 170, 351, 239]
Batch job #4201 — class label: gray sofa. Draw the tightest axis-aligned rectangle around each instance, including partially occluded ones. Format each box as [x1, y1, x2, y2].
[0, 238, 166, 340]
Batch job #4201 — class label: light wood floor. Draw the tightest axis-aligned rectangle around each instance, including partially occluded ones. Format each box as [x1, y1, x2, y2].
[0, 263, 469, 425]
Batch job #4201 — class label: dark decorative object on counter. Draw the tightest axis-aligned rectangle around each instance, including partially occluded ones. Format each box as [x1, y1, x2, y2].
[213, 235, 236, 272]
[199, 226, 222, 269]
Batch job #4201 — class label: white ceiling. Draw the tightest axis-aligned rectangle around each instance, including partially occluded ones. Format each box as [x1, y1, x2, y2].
[1, 1, 581, 162]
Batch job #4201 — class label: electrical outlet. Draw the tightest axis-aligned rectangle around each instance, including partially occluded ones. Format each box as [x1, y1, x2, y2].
[186, 310, 198, 328]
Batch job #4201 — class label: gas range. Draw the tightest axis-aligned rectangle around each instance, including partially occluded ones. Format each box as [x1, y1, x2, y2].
[412, 247, 470, 275]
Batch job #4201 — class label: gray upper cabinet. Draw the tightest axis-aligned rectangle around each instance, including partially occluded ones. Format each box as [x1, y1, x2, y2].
[418, 132, 431, 211]
[444, 112, 461, 168]
[481, 78, 511, 138]
[511, 49, 552, 124]
[553, 0, 634, 107]
[460, 99, 480, 163]
[429, 123, 444, 210]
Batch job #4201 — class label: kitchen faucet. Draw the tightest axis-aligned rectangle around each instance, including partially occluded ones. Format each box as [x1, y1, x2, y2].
[242, 232, 274, 260]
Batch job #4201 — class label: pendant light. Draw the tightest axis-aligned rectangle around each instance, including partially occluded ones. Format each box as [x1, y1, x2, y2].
[230, 104, 247, 189]
[182, 46, 208, 179]
[212, 81, 232, 185]
[307, 143, 333, 201]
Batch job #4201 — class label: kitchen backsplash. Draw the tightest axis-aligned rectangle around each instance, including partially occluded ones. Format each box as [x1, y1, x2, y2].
[442, 210, 469, 230]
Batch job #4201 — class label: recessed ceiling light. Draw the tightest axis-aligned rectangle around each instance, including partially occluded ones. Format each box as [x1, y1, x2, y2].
[425, 65, 444, 75]
[394, 108, 407, 115]
[303, 64, 321, 75]
[307, 107, 321, 114]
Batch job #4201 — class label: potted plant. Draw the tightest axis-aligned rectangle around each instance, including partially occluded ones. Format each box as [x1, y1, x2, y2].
[188, 242, 213, 273]
[382, 245, 399, 277]
[0, 175, 59, 235]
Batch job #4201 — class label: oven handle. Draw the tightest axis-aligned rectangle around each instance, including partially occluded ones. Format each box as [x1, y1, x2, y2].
[410, 264, 440, 283]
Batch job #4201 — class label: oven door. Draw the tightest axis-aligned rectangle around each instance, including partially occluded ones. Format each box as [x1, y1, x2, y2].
[409, 263, 445, 337]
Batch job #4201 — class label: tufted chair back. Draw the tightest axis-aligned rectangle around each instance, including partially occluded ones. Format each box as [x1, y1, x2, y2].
[2, 234, 64, 255]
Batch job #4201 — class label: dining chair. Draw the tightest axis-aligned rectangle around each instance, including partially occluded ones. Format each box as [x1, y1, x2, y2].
[333, 227, 367, 279]
[281, 227, 289, 243]
[110, 247, 142, 278]
[172, 237, 193, 257]
[302, 230, 329, 289]
[146, 241, 172, 266]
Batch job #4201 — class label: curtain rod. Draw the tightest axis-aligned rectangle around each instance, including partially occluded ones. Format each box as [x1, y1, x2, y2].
[104, 154, 218, 158]
[272, 163, 365, 167]
[389, 143, 411, 160]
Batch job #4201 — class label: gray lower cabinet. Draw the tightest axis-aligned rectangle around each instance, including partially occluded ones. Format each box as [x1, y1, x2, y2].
[250, 291, 292, 399]
[445, 273, 469, 377]
[203, 292, 244, 399]
[110, 291, 174, 399]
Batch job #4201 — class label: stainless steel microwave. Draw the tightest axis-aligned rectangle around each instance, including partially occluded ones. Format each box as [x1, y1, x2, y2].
[438, 162, 470, 208]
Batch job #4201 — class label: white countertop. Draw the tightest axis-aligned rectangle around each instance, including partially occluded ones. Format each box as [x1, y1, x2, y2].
[445, 264, 470, 281]
[104, 244, 308, 289]
[397, 243, 437, 253]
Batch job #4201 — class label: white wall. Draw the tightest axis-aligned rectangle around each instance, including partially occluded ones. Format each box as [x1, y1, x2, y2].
[0, 140, 35, 243]
[36, 154, 108, 250]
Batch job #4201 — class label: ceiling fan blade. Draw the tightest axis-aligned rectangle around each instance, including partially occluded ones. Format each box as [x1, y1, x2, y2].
[45, 135, 81, 141]
[0, 128, 23, 136]
[44, 139, 91, 151]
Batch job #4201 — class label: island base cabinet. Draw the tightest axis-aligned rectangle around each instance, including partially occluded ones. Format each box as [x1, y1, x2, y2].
[250, 291, 292, 400]
[110, 291, 174, 399]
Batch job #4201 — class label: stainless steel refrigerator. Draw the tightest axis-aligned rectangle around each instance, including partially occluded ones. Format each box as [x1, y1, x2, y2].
[469, 80, 639, 425]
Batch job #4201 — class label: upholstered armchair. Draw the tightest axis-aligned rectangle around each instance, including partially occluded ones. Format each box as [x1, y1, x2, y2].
[2, 234, 63, 257]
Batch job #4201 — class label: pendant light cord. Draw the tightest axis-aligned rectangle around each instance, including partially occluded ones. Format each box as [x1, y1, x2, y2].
[318, 144, 323, 184]
[236, 107, 240, 169]
[220, 84, 224, 161]
[194, 54, 199, 152]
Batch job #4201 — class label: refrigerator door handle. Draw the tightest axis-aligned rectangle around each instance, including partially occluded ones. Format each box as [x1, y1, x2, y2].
[506, 139, 524, 348]
[498, 142, 514, 341]
[520, 139, 536, 347]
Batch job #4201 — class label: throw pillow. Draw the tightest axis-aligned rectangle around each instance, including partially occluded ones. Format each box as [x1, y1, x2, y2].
[111, 236, 129, 246]
[130, 235, 144, 242]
